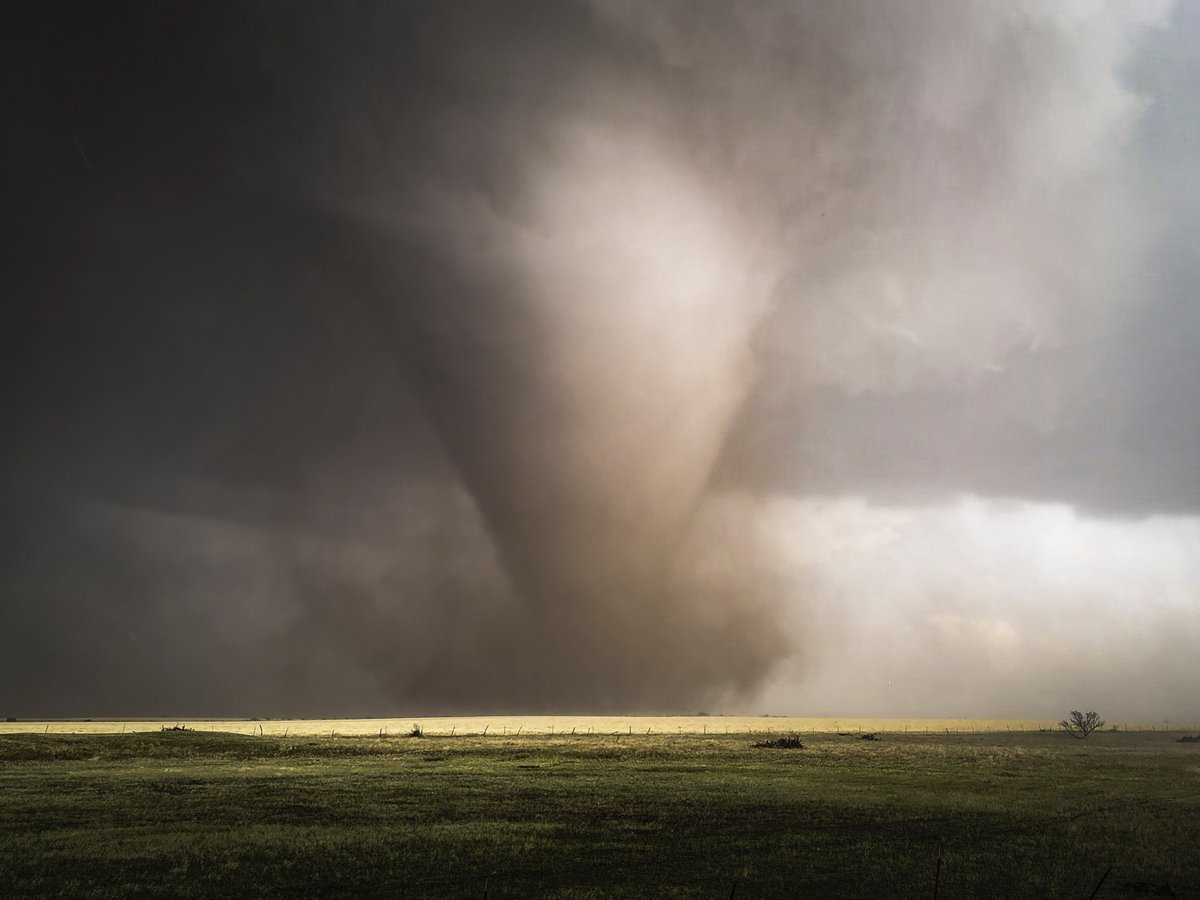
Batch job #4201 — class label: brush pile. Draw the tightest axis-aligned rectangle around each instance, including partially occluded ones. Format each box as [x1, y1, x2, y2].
[753, 731, 805, 750]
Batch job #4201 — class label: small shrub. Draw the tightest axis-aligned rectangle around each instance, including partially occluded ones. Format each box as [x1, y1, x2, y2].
[1059, 710, 1104, 739]
[160, 725, 192, 732]
[859, 732, 880, 741]
[408, 724, 424, 738]
[753, 731, 805, 749]
[1176, 735, 1200, 744]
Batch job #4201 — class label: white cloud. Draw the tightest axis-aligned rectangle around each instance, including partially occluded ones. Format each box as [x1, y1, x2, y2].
[692, 494, 1200, 719]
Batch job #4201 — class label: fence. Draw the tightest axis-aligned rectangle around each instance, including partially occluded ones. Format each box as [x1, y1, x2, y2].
[3, 717, 1197, 737]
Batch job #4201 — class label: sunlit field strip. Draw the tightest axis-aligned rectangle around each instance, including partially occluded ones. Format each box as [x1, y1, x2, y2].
[4, 716, 1192, 735]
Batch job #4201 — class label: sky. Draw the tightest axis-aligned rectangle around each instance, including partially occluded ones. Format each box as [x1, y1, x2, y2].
[4, 1, 1198, 719]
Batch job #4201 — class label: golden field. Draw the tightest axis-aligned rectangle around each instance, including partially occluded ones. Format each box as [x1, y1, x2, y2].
[4, 714, 1175, 736]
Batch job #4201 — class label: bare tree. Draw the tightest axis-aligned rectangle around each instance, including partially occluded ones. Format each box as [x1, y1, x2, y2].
[1059, 710, 1104, 738]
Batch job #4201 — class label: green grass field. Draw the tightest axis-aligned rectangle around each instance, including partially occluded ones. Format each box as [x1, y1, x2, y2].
[1, 727, 1197, 898]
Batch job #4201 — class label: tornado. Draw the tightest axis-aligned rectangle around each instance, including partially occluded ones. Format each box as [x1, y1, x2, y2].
[345, 50, 780, 709]
[269, 0, 1168, 711]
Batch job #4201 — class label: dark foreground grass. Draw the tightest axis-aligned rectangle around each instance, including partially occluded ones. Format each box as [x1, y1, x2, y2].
[1, 730, 1197, 898]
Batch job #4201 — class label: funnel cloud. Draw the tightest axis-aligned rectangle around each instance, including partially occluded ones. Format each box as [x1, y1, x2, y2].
[4, 1, 1198, 718]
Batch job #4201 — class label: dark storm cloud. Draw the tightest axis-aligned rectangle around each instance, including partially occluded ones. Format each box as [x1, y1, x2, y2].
[2, 1, 1193, 717]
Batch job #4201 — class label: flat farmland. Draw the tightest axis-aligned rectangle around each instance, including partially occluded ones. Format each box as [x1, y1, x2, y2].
[0, 716, 1123, 737]
[2, 726, 1198, 898]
